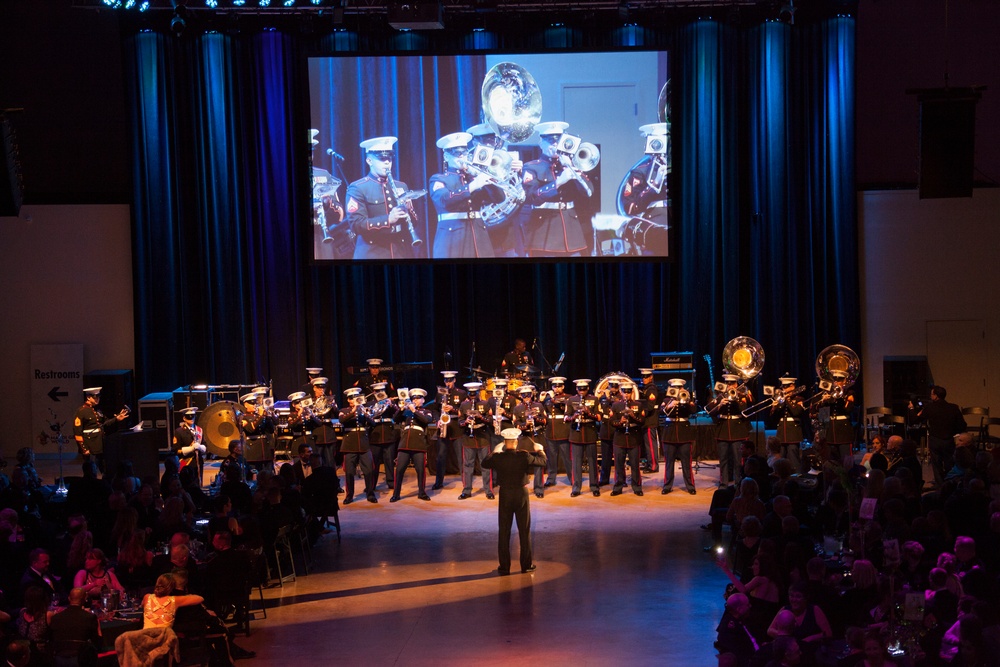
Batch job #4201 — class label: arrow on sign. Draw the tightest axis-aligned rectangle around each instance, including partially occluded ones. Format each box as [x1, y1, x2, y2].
[48, 387, 69, 402]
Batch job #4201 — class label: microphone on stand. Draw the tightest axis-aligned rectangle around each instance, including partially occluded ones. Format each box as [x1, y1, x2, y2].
[554, 352, 565, 373]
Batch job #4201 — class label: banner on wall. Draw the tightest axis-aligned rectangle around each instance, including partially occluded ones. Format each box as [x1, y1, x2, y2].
[30, 344, 84, 455]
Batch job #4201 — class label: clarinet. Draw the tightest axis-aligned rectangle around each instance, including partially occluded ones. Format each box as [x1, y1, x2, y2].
[386, 170, 423, 247]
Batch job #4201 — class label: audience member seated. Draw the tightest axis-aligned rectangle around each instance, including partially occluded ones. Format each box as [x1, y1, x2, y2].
[14, 447, 42, 491]
[152, 537, 203, 595]
[204, 531, 253, 629]
[719, 552, 782, 640]
[301, 453, 340, 542]
[15, 585, 54, 661]
[154, 497, 192, 544]
[48, 587, 102, 657]
[221, 465, 254, 517]
[4, 641, 30, 667]
[19, 548, 63, 607]
[114, 573, 203, 666]
[716, 592, 760, 667]
[115, 531, 156, 592]
[767, 582, 833, 664]
[171, 568, 255, 664]
[207, 495, 243, 546]
[129, 483, 162, 533]
[73, 548, 125, 606]
[179, 465, 208, 513]
[108, 460, 142, 499]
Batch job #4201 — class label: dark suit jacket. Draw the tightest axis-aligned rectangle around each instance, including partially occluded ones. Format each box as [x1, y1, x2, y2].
[481, 448, 547, 492]
[49, 605, 101, 647]
[19, 567, 61, 606]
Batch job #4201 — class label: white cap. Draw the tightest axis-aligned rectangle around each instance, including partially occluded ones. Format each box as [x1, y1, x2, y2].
[638, 368, 654, 375]
[722, 374, 739, 382]
[306, 367, 323, 375]
[436, 132, 473, 151]
[359, 136, 397, 152]
[252, 386, 268, 395]
[779, 376, 797, 385]
[466, 123, 496, 137]
[240, 393, 258, 403]
[441, 371, 458, 379]
[288, 391, 307, 402]
[668, 378, 687, 387]
[372, 382, 388, 391]
[344, 387, 363, 398]
[180, 407, 198, 417]
[464, 382, 482, 391]
[311, 377, 328, 386]
[366, 358, 383, 366]
[535, 121, 569, 136]
[518, 386, 534, 395]
[409, 388, 427, 398]
[574, 379, 591, 387]
[83, 387, 102, 396]
[500, 428, 522, 440]
[639, 122, 668, 137]
[309, 129, 319, 146]
[549, 376, 566, 385]
[621, 381, 636, 390]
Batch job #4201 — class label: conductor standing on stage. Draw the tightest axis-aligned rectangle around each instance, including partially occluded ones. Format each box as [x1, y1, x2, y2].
[482, 428, 547, 575]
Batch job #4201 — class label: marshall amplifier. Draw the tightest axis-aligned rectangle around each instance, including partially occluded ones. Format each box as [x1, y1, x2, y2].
[651, 352, 694, 370]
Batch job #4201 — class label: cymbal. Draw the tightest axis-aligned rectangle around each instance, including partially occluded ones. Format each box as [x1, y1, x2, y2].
[516, 364, 540, 374]
[468, 366, 488, 376]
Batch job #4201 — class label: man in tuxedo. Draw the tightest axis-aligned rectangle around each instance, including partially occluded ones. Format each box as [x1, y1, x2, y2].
[49, 587, 101, 649]
[19, 548, 62, 606]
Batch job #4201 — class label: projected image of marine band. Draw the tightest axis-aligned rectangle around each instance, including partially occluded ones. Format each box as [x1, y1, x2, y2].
[429, 132, 503, 259]
[617, 122, 671, 257]
[345, 136, 425, 260]
[467, 123, 526, 258]
[521, 121, 595, 258]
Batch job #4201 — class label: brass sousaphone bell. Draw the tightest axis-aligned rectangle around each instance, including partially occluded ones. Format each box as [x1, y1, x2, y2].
[481, 62, 542, 144]
[722, 336, 765, 380]
[815, 344, 860, 389]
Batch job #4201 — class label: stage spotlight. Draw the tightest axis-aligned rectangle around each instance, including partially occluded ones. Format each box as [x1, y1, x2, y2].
[232, 0, 245, 5]
[205, 0, 218, 6]
[171, 13, 186, 33]
[284, 0, 296, 6]
[258, 0, 270, 7]
[123, 0, 136, 9]
[139, 1, 150, 10]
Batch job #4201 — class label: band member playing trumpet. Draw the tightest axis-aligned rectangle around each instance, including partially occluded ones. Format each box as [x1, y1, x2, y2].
[367, 381, 398, 495]
[459, 383, 494, 500]
[521, 121, 592, 257]
[73, 386, 129, 473]
[338, 388, 377, 504]
[308, 376, 340, 470]
[513, 385, 547, 498]
[238, 392, 272, 470]
[661, 378, 697, 495]
[706, 374, 752, 487]
[346, 136, 417, 260]
[172, 407, 207, 476]
[638, 368, 662, 474]
[541, 377, 572, 488]
[429, 131, 500, 259]
[610, 381, 647, 496]
[433, 371, 466, 490]
[565, 379, 601, 497]
[391, 388, 432, 502]
[596, 379, 618, 487]
[771, 375, 805, 471]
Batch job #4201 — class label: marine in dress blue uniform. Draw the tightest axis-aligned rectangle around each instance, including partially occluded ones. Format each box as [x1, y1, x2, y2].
[429, 131, 501, 259]
[541, 377, 572, 488]
[459, 383, 494, 499]
[565, 379, 601, 497]
[638, 368, 662, 473]
[619, 122, 671, 256]
[467, 122, 525, 257]
[521, 121, 592, 257]
[512, 386, 547, 498]
[660, 378, 698, 495]
[609, 382, 646, 496]
[706, 374, 752, 487]
[390, 388, 432, 502]
[345, 136, 416, 260]
[338, 388, 377, 504]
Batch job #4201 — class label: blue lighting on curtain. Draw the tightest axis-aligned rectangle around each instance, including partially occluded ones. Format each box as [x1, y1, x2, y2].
[612, 24, 645, 47]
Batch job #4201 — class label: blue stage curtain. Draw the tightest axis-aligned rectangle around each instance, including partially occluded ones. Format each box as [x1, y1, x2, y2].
[125, 18, 857, 400]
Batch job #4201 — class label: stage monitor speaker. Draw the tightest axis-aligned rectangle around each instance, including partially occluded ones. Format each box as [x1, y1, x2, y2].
[83, 369, 136, 427]
[883, 356, 931, 418]
[914, 89, 982, 199]
[104, 429, 162, 480]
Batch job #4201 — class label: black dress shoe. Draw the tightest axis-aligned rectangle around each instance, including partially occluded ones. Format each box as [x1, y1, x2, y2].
[337, 487, 345, 495]
[700, 524, 712, 531]
[343, 497, 354, 505]
[418, 493, 431, 501]
[486, 492, 496, 500]
[661, 487, 672, 495]
[458, 492, 471, 499]
[367, 495, 378, 503]
[544, 480, 556, 487]
[610, 489, 623, 496]
[496, 567, 510, 576]
[389, 496, 400, 503]
[592, 489, 601, 497]
[231, 645, 256, 660]
[522, 564, 537, 574]
[635, 489, 644, 497]
[534, 492, 544, 499]
[432, 482, 444, 490]
[688, 489, 697, 495]
[570, 491, 581, 497]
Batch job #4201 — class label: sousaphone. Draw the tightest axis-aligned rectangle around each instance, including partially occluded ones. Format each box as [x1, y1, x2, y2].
[815, 344, 860, 388]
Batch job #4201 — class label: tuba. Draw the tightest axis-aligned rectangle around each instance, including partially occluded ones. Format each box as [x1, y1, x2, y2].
[815, 344, 861, 389]
[722, 336, 765, 381]
[477, 62, 541, 229]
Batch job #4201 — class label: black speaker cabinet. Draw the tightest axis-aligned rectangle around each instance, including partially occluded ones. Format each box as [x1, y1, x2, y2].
[913, 88, 982, 199]
[883, 356, 931, 418]
[104, 429, 162, 480]
[83, 369, 136, 427]
[172, 388, 210, 412]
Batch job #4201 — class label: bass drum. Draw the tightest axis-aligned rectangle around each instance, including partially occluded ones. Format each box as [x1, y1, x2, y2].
[594, 372, 639, 400]
[197, 401, 241, 458]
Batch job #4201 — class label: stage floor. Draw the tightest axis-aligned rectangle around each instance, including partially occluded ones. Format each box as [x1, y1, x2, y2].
[240, 464, 726, 666]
